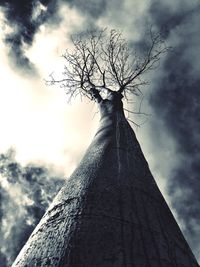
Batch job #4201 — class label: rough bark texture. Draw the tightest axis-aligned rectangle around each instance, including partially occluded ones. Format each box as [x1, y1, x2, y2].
[12, 95, 199, 267]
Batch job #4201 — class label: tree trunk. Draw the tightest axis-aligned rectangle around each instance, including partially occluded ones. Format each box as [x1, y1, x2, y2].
[12, 95, 199, 267]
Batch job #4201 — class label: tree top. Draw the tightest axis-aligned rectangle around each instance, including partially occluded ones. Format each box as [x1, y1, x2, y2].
[46, 28, 168, 103]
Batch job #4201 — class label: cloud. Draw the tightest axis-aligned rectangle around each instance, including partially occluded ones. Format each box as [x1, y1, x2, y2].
[146, 0, 200, 261]
[0, 24, 99, 176]
[0, 0, 151, 72]
[0, 148, 64, 267]
[96, 0, 150, 42]
[0, 0, 59, 72]
[149, 0, 200, 35]
[0, 0, 108, 72]
[68, 0, 107, 18]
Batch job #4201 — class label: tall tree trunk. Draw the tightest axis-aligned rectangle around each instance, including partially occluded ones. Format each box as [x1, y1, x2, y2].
[12, 95, 199, 267]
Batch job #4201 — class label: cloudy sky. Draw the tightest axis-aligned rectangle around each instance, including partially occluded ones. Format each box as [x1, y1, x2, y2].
[0, 0, 199, 265]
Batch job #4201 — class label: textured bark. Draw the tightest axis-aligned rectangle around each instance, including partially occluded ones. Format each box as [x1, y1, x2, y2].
[12, 95, 199, 267]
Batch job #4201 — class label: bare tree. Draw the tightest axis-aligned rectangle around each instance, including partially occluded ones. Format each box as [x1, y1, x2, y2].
[46, 28, 168, 104]
[12, 29, 199, 267]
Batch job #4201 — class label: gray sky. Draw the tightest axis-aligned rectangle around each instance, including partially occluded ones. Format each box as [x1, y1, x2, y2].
[0, 0, 199, 265]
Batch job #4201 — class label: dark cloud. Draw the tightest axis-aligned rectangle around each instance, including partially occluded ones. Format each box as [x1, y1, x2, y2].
[0, 0, 107, 72]
[1, 1, 37, 71]
[67, 0, 107, 18]
[148, 0, 200, 260]
[0, 0, 59, 72]
[0, 148, 64, 267]
[149, 1, 200, 37]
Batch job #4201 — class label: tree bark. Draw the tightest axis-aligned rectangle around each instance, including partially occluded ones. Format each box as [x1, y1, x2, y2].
[12, 95, 199, 267]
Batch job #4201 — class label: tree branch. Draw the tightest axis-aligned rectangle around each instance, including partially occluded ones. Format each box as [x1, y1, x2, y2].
[47, 28, 168, 103]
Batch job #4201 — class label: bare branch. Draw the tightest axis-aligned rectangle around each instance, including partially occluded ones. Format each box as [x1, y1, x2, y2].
[124, 108, 150, 117]
[47, 28, 169, 102]
[126, 118, 141, 128]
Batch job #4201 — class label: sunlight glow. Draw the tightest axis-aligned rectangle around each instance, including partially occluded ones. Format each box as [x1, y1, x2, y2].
[0, 5, 98, 175]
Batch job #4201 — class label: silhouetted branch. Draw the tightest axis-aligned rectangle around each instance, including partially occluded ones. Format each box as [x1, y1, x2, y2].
[46, 28, 168, 102]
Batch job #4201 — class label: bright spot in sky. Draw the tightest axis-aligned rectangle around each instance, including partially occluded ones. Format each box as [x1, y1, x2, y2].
[0, 7, 99, 176]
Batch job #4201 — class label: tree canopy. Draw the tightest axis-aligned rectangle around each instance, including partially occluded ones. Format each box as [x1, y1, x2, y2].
[47, 29, 168, 103]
